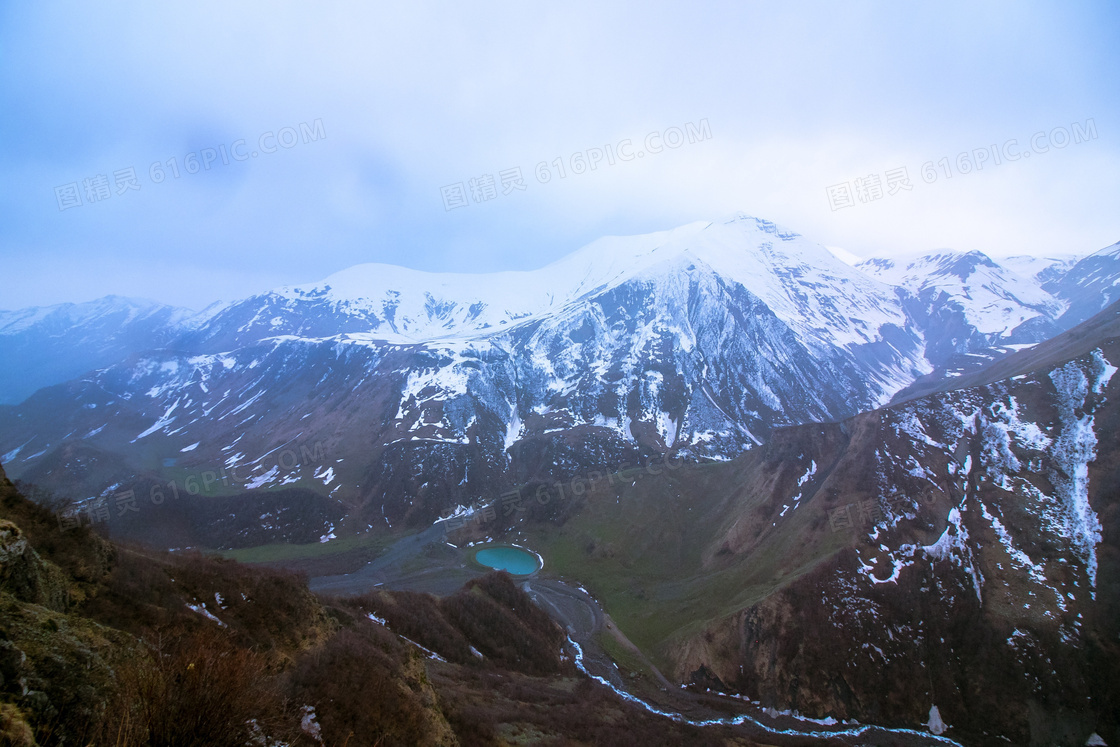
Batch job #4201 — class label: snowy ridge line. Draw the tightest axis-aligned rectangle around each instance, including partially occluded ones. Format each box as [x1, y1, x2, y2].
[565, 637, 962, 745]
[218, 213, 914, 355]
[857, 250, 1064, 337]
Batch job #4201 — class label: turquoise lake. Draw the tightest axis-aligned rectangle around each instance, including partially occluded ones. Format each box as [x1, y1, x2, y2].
[473, 545, 541, 576]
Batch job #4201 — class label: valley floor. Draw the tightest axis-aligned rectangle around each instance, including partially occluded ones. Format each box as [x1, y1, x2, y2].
[310, 527, 962, 747]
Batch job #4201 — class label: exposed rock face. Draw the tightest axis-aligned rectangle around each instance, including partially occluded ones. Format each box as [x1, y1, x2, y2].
[0, 521, 34, 588]
[675, 344, 1120, 746]
[0, 520, 67, 611]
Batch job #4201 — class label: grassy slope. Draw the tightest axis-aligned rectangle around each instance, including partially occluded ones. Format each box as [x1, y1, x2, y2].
[221, 530, 393, 566]
[520, 451, 855, 671]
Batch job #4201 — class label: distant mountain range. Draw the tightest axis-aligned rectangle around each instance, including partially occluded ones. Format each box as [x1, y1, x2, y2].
[0, 296, 223, 407]
[1, 214, 1117, 541]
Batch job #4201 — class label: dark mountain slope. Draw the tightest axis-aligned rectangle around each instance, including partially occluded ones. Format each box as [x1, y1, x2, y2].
[510, 338, 1120, 746]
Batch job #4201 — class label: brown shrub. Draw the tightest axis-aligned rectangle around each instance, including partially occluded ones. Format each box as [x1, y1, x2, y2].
[347, 590, 475, 664]
[440, 573, 564, 675]
[340, 572, 565, 676]
[288, 625, 441, 747]
[0, 702, 35, 747]
[96, 627, 301, 747]
[80, 547, 332, 662]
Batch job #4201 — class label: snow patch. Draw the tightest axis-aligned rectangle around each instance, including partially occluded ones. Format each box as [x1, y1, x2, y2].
[927, 705, 947, 736]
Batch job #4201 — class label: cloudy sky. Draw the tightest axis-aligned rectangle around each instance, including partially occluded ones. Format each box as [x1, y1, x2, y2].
[2, 1, 1117, 310]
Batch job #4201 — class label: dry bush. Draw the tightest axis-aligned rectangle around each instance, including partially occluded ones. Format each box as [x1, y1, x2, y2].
[96, 627, 301, 747]
[288, 625, 439, 747]
[81, 547, 331, 660]
[440, 573, 564, 675]
[341, 572, 565, 676]
[347, 590, 475, 664]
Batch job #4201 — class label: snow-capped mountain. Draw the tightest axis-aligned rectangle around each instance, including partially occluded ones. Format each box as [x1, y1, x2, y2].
[1, 214, 1117, 540]
[0, 296, 222, 406]
[188, 216, 915, 356]
[0, 215, 928, 529]
[999, 252, 1085, 285]
[857, 250, 1066, 359]
[1044, 240, 1120, 327]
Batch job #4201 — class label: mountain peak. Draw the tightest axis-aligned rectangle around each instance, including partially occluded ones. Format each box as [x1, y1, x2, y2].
[710, 211, 802, 240]
[939, 250, 1000, 280]
[858, 248, 1007, 285]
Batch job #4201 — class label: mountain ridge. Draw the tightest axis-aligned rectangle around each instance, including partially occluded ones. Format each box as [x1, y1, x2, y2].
[2, 213, 1119, 545]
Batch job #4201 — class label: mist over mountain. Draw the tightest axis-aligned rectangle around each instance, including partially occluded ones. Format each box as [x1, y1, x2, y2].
[0, 296, 223, 406]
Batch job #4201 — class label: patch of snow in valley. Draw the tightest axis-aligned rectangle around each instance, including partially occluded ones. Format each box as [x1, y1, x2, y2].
[133, 398, 181, 440]
[244, 465, 279, 490]
[504, 404, 522, 451]
[979, 502, 1048, 585]
[186, 602, 226, 627]
[1046, 352, 1115, 590]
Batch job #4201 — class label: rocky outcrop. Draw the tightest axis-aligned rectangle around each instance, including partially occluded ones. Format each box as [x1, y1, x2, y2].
[0, 521, 67, 612]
